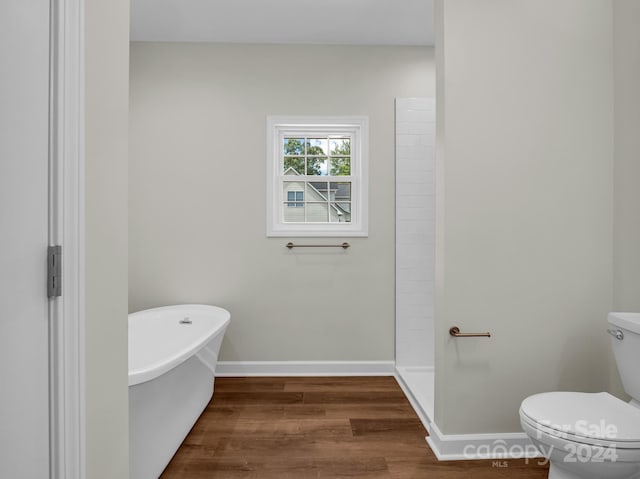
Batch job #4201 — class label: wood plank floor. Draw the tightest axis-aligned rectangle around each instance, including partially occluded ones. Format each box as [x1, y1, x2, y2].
[160, 377, 549, 478]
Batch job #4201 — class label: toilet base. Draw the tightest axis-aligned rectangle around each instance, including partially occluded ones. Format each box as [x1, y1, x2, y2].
[547, 460, 640, 479]
[548, 462, 587, 479]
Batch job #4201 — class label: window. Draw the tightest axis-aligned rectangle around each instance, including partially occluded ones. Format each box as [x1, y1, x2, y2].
[286, 191, 304, 207]
[267, 116, 368, 237]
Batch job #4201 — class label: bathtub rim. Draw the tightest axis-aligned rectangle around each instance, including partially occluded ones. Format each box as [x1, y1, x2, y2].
[128, 304, 230, 387]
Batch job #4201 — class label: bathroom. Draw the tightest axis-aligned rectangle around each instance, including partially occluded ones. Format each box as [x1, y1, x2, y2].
[128, 0, 640, 474]
[2, 0, 640, 478]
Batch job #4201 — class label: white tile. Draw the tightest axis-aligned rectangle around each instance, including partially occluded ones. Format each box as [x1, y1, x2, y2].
[396, 233, 435, 246]
[396, 205, 435, 221]
[396, 267, 432, 282]
[396, 109, 434, 123]
[396, 134, 422, 147]
[396, 256, 435, 271]
[396, 291, 433, 308]
[397, 247, 435, 262]
[396, 220, 435, 236]
[396, 280, 432, 294]
[396, 170, 434, 185]
[395, 160, 434, 175]
[396, 194, 429, 209]
[396, 97, 436, 370]
[396, 121, 435, 136]
[396, 145, 435, 162]
[396, 246, 434, 260]
[420, 134, 436, 146]
[396, 183, 434, 197]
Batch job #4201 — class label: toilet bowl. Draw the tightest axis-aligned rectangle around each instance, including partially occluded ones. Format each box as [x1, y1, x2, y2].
[520, 313, 640, 479]
[520, 391, 640, 479]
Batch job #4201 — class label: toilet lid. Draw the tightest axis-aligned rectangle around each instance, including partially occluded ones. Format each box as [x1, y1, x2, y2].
[520, 392, 640, 446]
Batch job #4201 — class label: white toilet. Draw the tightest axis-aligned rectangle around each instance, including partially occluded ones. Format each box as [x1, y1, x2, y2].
[520, 312, 640, 479]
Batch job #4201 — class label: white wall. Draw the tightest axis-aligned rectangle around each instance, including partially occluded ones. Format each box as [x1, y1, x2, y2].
[435, 0, 614, 434]
[85, 0, 130, 476]
[610, 0, 640, 398]
[613, 0, 640, 313]
[129, 43, 434, 362]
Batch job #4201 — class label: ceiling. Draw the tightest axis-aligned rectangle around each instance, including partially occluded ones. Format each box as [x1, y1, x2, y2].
[130, 0, 434, 46]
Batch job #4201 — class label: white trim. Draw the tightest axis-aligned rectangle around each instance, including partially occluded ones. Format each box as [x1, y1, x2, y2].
[424, 420, 542, 461]
[49, 0, 85, 478]
[394, 369, 541, 462]
[394, 369, 432, 428]
[266, 116, 369, 237]
[216, 361, 395, 377]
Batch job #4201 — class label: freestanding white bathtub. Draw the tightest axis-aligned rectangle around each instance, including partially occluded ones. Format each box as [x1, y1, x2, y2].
[128, 304, 230, 479]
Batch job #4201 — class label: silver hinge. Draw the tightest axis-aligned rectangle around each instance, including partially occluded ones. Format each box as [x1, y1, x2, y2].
[48, 245, 62, 298]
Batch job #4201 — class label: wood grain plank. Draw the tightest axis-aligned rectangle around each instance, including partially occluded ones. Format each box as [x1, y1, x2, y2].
[284, 376, 400, 393]
[212, 391, 304, 406]
[174, 456, 320, 479]
[204, 405, 328, 419]
[323, 404, 418, 419]
[214, 377, 287, 392]
[350, 418, 427, 437]
[303, 391, 408, 405]
[200, 418, 352, 438]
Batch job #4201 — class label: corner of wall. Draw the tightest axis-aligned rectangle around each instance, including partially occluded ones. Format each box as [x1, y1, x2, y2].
[432, 0, 447, 434]
[84, 0, 130, 477]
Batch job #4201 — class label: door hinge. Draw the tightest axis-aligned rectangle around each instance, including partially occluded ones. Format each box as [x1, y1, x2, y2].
[48, 245, 62, 298]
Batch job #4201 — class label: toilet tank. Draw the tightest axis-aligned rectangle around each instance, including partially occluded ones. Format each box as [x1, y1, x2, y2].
[608, 312, 640, 401]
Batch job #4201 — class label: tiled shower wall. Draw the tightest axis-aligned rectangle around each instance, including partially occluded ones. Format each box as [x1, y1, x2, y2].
[395, 98, 436, 368]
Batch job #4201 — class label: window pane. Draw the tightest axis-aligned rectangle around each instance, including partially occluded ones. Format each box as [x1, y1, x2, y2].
[287, 191, 304, 204]
[330, 182, 351, 201]
[283, 138, 304, 155]
[306, 138, 328, 156]
[307, 202, 329, 222]
[307, 182, 329, 201]
[330, 138, 350, 155]
[284, 156, 305, 175]
[331, 203, 351, 223]
[283, 202, 305, 222]
[284, 182, 305, 202]
[306, 157, 328, 176]
[329, 157, 350, 176]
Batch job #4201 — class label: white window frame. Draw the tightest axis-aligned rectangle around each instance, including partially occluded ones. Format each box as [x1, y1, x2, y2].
[266, 116, 369, 237]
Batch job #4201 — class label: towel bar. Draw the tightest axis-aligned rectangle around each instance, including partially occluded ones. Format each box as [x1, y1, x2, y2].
[286, 242, 350, 249]
[449, 326, 491, 338]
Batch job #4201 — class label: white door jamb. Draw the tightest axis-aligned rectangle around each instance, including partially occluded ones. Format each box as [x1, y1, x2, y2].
[49, 1, 85, 478]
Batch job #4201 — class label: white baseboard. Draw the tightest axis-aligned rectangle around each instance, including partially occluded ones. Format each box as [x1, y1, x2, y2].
[396, 365, 435, 373]
[394, 368, 541, 462]
[425, 420, 543, 461]
[216, 360, 396, 377]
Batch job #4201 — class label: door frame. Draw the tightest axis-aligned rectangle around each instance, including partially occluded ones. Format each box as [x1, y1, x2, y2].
[49, 0, 85, 477]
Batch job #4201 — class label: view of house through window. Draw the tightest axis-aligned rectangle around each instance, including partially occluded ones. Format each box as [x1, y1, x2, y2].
[282, 137, 352, 224]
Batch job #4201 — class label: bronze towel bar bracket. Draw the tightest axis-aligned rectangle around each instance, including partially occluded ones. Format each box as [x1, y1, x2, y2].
[449, 326, 491, 338]
[286, 242, 350, 250]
